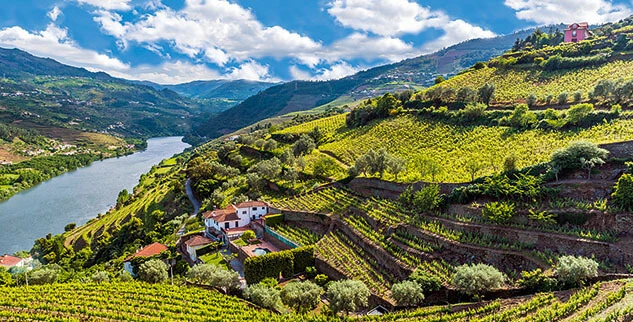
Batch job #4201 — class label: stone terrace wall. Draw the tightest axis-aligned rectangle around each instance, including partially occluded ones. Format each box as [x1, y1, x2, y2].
[601, 140, 633, 159]
[347, 177, 466, 200]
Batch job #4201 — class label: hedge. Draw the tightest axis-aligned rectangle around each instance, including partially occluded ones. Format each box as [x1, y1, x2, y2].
[265, 214, 284, 226]
[244, 246, 315, 284]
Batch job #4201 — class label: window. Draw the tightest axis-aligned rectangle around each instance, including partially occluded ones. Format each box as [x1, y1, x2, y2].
[224, 222, 229, 229]
[572, 30, 577, 37]
[252, 215, 255, 220]
[235, 221, 239, 227]
[261, 207, 265, 210]
[252, 207, 257, 211]
[242, 210, 247, 214]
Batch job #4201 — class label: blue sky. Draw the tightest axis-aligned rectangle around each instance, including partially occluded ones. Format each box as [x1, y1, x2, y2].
[0, 0, 631, 84]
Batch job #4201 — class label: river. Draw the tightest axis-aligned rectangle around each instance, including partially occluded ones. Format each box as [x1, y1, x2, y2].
[0, 136, 190, 254]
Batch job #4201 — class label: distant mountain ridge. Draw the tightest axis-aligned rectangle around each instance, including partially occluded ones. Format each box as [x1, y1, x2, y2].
[193, 28, 536, 139]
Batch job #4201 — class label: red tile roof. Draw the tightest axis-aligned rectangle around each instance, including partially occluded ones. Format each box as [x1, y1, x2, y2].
[0, 254, 23, 268]
[125, 242, 168, 261]
[184, 235, 214, 247]
[235, 200, 269, 209]
[203, 205, 239, 222]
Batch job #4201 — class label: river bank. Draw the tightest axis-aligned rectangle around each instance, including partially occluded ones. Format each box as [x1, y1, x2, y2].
[0, 137, 190, 254]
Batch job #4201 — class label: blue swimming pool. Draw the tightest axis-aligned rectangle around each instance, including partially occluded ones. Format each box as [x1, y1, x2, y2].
[253, 247, 271, 256]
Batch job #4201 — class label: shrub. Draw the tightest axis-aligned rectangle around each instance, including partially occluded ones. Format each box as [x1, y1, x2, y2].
[138, 259, 168, 284]
[280, 281, 322, 314]
[305, 266, 317, 278]
[244, 283, 282, 311]
[477, 83, 495, 105]
[518, 269, 557, 292]
[30, 268, 59, 285]
[612, 173, 633, 210]
[555, 255, 598, 286]
[391, 280, 425, 307]
[412, 184, 443, 213]
[611, 104, 622, 115]
[452, 263, 505, 296]
[550, 141, 608, 174]
[327, 280, 370, 314]
[526, 93, 538, 107]
[259, 277, 279, 288]
[241, 230, 256, 243]
[91, 271, 110, 284]
[119, 271, 133, 282]
[482, 201, 515, 223]
[573, 91, 583, 102]
[558, 92, 569, 105]
[409, 269, 442, 293]
[566, 103, 594, 125]
[315, 274, 329, 287]
[244, 246, 315, 284]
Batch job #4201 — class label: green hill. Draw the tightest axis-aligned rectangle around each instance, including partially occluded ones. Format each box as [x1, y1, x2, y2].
[194, 28, 535, 139]
[420, 17, 633, 106]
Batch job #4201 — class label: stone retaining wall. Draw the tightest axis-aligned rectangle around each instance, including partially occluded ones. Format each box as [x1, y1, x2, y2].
[347, 177, 466, 200]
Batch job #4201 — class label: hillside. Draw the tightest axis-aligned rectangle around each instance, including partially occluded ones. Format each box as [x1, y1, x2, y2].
[193, 28, 535, 139]
[420, 17, 633, 106]
[0, 47, 197, 138]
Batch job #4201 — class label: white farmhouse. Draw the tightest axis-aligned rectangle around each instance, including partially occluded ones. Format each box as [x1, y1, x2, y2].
[184, 235, 215, 262]
[203, 201, 270, 242]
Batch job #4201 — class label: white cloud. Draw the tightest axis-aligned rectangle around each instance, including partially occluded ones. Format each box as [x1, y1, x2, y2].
[323, 33, 416, 62]
[327, 0, 445, 37]
[111, 61, 221, 84]
[75, 0, 132, 11]
[0, 24, 130, 72]
[422, 19, 496, 53]
[290, 62, 362, 81]
[95, 0, 322, 66]
[47, 6, 62, 22]
[504, 0, 632, 24]
[325, 0, 495, 56]
[226, 61, 277, 82]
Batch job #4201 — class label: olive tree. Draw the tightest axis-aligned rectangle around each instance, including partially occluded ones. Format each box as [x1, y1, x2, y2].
[326, 279, 370, 314]
[555, 255, 598, 286]
[187, 264, 241, 294]
[452, 263, 505, 296]
[280, 281, 322, 314]
[138, 259, 168, 284]
[91, 271, 110, 284]
[244, 283, 282, 311]
[391, 280, 425, 307]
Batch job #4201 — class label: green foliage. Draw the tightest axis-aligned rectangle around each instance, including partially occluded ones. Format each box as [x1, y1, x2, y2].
[326, 279, 370, 314]
[0, 267, 14, 286]
[305, 266, 317, 278]
[435, 76, 445, 84]
[292, 135, 316, 157]
[526, 93, 537, 107]
[187, 264, 241, 293]
[280, 281, 322, 313]
[30, 268, 59, 285]
[482, 201, 515, 223]
[64, 223, 76, 232]
[315, 274, 328, 287]
[612, 173, 633, 210]
[558, 92, 569, 105]
[555, 255, 599, 286]
[452, 263, 505, 296]
[391, 280, 425, 307]
[244, 283, 282, 311]
[91, 271, 110, 284]
[549, 141, 608, 175]
[412, 184, 443, 213]
[241, 230, 256, 242]
[517, 269, 557, 292]
[500, 104, 536, 129]
[244, 246, 315, 284]
[265, 214, 284, 226]
[138, 259, 168, 284]
[566, 103, 594, 125]
[477, 83, 495, 105]
[408, 269, 443, 293]
[355, 148, 403, 178]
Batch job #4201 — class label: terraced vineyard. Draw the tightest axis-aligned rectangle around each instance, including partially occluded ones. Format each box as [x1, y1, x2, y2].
[271, 186, 363, 215]
[428, 60, 633, 103]
[279, 113, 633, 182]
[0, 282, 289, 321]
[316, 231, 397, 297]
[268, 223, 322, 246]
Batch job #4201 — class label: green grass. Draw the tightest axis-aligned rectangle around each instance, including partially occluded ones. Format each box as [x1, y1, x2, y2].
[233, 239, 247, 247]
[199, 252, 227, 267]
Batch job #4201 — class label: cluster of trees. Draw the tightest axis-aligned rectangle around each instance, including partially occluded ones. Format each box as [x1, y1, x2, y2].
[349, 149, 406, 180]
[423, 83, 495, 107]
[549, 141, 608, 181]
[590, 78, 633, 105]
[400, 184, 444, 213]
[511, 28, 565, 52]
[346, 93, 403, 127]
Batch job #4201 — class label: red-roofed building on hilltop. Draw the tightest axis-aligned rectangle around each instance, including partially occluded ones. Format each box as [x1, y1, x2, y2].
[565, 22, 591, 43]
[123, 242, 168, 276]
[0, 254, 28, 269]
[202, 200, 271, 243]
